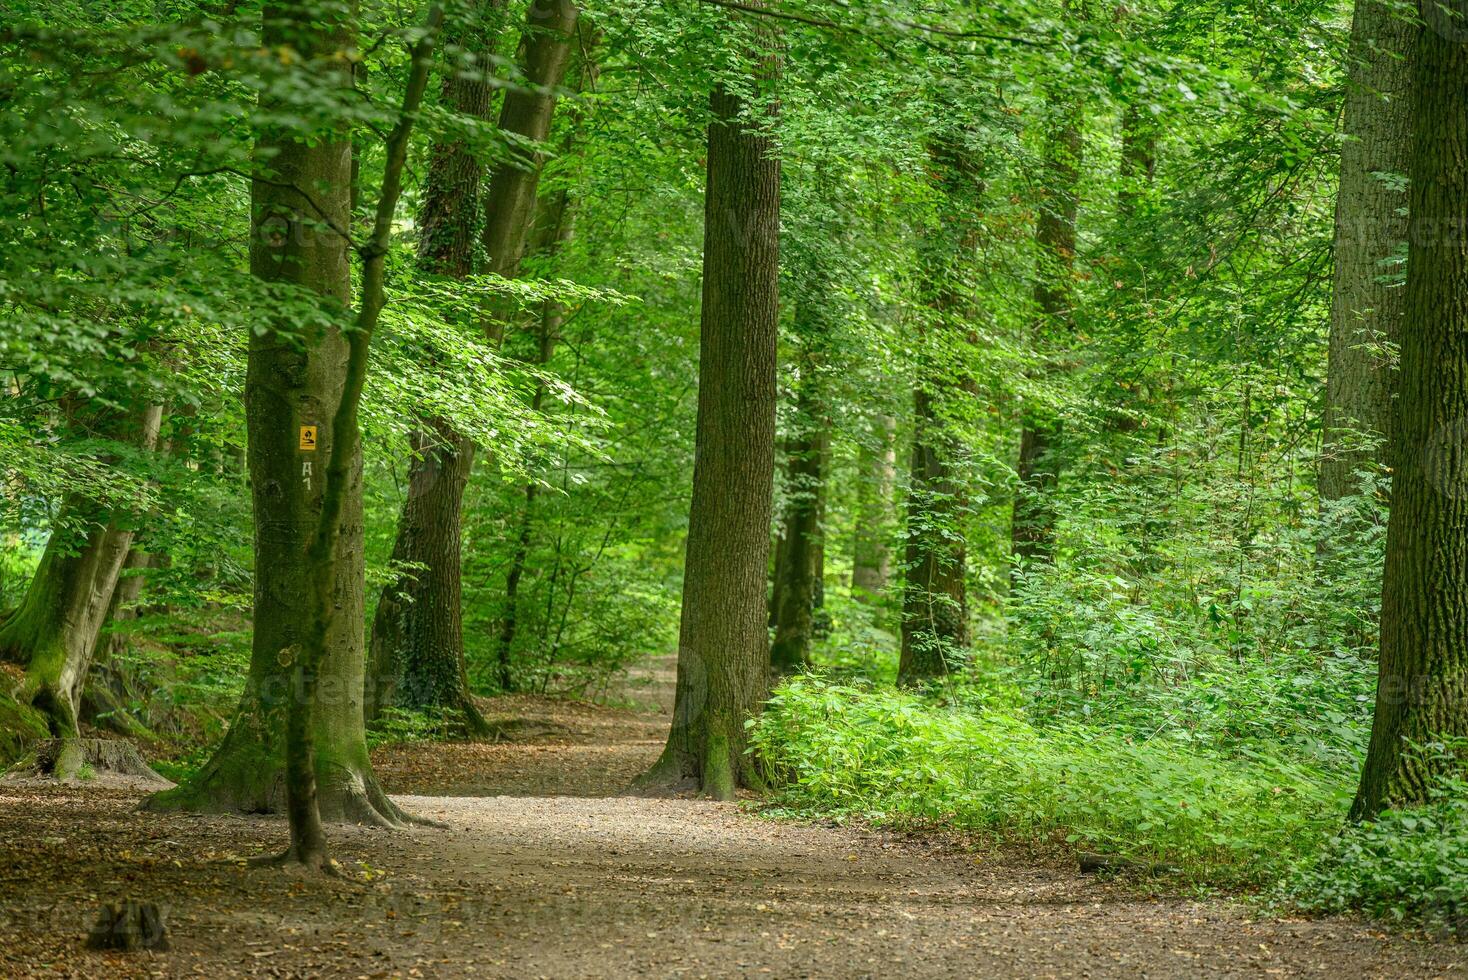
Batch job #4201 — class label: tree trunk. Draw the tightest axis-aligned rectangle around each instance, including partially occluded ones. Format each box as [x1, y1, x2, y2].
[643, 69, 781, 799]
[897, 136, 978, 688]
[1320, 0, 1416, 502]
[103, 546, 151, 653]
[1012, 78, 1084, 570]
[852, 414, 896, 601]
[1117, 102, 1156, 222]
[899, 386, 968, 686]
[367, 0, 578, 722]
[366, 1, 503, 732]
[367, 423, 485, 729]
[0, 405, 164, 737]
[770, 385, 827, 673]
[480, 0, 580, 296]
[496, 189, 575, 689]
[1349, 12, 1468, 821]
[82, 545, 157, 739]
[149, 2, 411, 833]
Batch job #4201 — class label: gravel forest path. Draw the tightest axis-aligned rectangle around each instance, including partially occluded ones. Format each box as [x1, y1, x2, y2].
[0, 658, 1463, 978]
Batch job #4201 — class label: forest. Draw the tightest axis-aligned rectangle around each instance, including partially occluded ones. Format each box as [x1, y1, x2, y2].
[2, 0, 1468, 975]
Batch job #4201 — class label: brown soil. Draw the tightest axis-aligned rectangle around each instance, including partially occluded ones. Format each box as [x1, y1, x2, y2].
[0, 668, 1463, 978]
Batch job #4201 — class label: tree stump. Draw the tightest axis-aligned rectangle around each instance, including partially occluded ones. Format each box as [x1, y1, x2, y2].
[86, 901, 169, 952]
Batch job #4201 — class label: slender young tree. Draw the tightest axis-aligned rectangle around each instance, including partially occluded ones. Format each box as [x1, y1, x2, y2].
[1320, 0, 1417, 502]
[0, 404, 163, 737]
[1350, 9, 1468, 821]
[643, 29, 781, 798]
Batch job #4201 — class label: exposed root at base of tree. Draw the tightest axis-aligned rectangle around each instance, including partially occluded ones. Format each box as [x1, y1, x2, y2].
[246, 847, 347, 877]
[629, 740, 762, 802]
[144, 763, 445, 829]
[3, 737, 173, 790]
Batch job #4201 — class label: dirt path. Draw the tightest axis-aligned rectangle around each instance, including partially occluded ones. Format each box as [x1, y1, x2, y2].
[0, 669, 1463, 978]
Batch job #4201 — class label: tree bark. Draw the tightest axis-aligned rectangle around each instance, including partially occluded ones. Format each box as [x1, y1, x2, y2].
[898, 136, 977, 688]
[365, 0, 505, 733]
[770, 382, 827, 673]
[480, 0, 580, 298]
[1320, 0, 1417, 502]
[1350, 11, 1468, 821]
[899, 386, 968, 686]
[1012, 80, 1083, 570]
[367, 421, 484, 729]
[148, 4, 438, 843]
[852, 414, 896, 601]
[0, 405, 164, 737]
[643, 66, 781, 799]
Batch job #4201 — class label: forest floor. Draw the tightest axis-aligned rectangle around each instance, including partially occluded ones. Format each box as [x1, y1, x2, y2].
[0, 658, 1464, 978]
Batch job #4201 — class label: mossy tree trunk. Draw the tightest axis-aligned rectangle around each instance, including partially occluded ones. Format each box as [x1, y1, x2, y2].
[0, 404, 163, 737]
[1350, 11, 1468, 821]
[1320, 0, 1416, 503]
[367, 419, 484, 731]
[148, 1, 422, 834]
[644, 60, 781, 799]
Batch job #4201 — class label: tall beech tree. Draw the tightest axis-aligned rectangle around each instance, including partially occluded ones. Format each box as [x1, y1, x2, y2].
[266, 6, 440, 865]
[643, 35, 781, 798]
[0, 404, 163, 738]
[150, 3, 437, 840]
[368, 0, 579, 723]
[1349, 10, 1468, 821]
[1320, 0, 1417, 503]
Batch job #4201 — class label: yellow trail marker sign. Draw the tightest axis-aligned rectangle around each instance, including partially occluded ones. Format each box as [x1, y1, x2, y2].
[299, 425, 318, 451]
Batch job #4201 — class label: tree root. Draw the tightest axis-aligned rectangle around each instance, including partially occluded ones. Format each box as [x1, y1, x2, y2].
[247, 847, 348, 878]
[4, 737, 172, 789]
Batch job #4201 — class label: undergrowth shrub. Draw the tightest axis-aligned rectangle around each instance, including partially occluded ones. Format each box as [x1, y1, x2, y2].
[1281, 743, 1468, 935]
[751, 674, 1344, 884]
